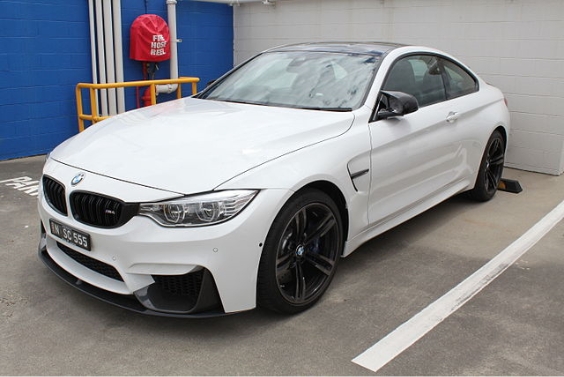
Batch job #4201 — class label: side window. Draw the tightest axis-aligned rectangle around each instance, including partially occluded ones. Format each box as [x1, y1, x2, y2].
[442, 59, 478, 99]
[382, 55, 447, 107]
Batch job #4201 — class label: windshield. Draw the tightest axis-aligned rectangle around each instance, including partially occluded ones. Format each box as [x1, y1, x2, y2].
[198, 51, 380, 111]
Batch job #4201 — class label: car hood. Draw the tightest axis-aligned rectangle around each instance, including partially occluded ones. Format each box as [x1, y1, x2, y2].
[51, 98, 354, 194]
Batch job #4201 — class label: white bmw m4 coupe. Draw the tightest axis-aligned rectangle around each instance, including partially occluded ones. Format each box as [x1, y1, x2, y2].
[38, 42, 510, 316]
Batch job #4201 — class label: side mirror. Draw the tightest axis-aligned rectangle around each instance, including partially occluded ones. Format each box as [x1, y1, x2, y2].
[377, 91, 419, 120]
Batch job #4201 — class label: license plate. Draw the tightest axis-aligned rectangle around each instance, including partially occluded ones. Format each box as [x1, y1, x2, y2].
[49, 219, 91, 251]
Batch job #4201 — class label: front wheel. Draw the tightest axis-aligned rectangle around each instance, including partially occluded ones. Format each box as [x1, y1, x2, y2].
[257, 189, 343, 314]
[467, 130, 505, 202]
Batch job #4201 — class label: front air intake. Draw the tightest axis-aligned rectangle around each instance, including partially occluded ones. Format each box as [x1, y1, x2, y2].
[57, 242, 123, 281]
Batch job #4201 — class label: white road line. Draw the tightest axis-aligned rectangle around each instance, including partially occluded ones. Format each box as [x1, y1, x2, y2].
[353, 199, 564, 373]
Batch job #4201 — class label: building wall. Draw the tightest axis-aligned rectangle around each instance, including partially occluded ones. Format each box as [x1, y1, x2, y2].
[0, 0, 233, 161]
[0, 1, 91, 160]
[233, 0, 564, 175]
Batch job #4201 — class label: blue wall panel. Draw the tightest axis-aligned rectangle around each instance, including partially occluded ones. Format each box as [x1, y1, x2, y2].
[0, 0, 233, 161]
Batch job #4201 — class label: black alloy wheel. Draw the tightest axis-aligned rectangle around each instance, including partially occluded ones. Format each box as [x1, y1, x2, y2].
[468, 129, 505, 202]
[257, 189, 343, 314]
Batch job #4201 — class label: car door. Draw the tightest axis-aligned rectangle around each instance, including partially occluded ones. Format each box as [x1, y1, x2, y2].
[367, 54, 466, 226]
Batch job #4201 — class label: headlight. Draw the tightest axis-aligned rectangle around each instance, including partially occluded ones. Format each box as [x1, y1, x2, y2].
[138, 190, 258, 227]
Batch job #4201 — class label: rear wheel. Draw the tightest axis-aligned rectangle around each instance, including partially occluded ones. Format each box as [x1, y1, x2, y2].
[467, 130, 505, 202]
[257, 189, 343, 314]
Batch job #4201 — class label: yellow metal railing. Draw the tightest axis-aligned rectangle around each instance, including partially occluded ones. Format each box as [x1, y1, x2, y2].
[76, 77, 200, 132]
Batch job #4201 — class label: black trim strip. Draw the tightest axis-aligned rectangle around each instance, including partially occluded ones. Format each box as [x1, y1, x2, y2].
[350, 169, 369, 180]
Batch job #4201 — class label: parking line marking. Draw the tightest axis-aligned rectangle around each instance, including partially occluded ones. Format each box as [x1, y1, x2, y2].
[352, 199, 564, 373]
[0, 176, 39, 196]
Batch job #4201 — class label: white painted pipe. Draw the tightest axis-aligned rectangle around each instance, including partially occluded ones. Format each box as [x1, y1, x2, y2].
[113, 0, 125, 113]
[103, 0, 117, 115]
[167, 0, 179, 80]
[94, 0, 108, 116]
[156, 0, 179, 95]
[88, 0, 98, 87]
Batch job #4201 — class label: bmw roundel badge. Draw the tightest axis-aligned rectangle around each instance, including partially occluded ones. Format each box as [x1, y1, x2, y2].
[71, 173, 85, 186]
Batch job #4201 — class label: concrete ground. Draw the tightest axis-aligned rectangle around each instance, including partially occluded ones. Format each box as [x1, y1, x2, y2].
[1, 155, 563, 375]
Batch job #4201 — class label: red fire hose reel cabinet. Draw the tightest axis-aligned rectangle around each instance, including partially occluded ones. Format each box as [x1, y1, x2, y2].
[130, 14, 171, 62]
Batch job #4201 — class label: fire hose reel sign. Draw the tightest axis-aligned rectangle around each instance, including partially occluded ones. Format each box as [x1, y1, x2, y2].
[151, 34, 167, 56]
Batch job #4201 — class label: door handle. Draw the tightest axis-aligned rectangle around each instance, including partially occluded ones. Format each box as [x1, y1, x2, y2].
[446, 111, 459, 123]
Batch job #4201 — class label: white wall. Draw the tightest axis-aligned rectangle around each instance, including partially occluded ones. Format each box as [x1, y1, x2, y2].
[233, 0, 564, 175]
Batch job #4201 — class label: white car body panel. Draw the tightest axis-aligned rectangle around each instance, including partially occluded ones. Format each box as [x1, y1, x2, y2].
[51, 99, 354, 194]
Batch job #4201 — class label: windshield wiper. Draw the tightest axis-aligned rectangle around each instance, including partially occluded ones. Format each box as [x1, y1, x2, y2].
[300, 107, 353, 112]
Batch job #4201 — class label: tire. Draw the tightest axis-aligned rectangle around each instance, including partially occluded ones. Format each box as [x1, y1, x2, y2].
[257, 189, 343, 314]
[467, 130, 505, 202]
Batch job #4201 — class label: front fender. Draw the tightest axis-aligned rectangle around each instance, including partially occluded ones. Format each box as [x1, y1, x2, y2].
[218, 111, 373, 249]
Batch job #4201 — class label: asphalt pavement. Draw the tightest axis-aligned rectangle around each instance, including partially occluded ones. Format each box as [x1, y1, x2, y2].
[1, 155, 563, 375]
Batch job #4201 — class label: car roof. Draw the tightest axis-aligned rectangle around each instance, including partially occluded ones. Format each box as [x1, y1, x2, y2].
[266, 42, 405, 56]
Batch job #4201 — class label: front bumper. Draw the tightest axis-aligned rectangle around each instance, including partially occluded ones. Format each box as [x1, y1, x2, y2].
[38, 228, 224, 317]
[37, 159, 290, 316]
